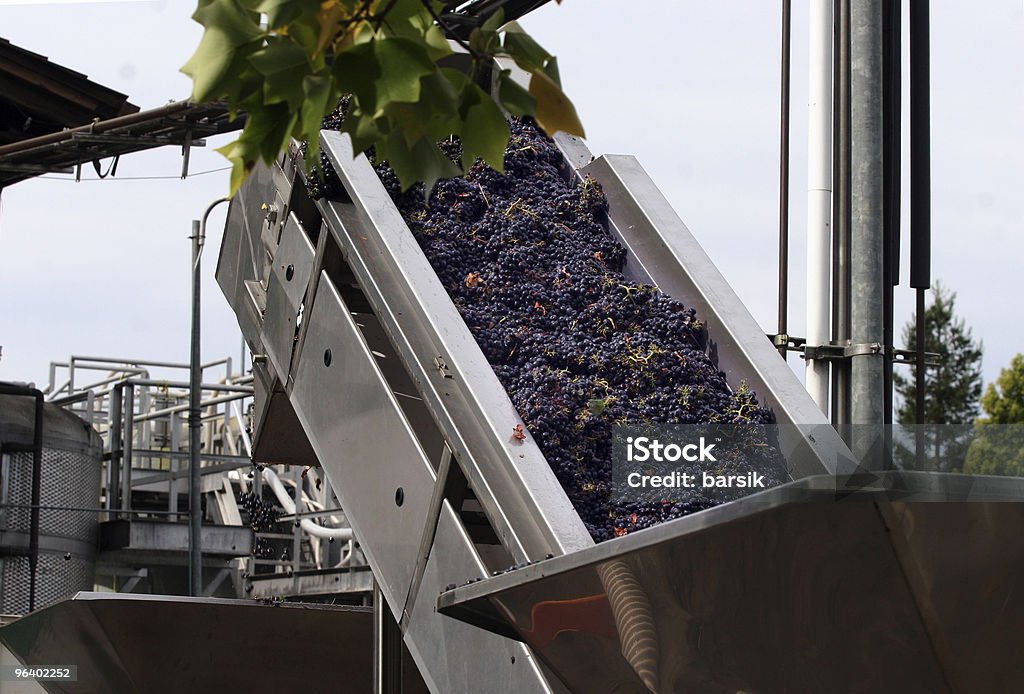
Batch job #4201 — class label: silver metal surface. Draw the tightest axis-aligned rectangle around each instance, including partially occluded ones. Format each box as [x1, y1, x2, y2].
[0, 592, 429, 693]
[320, 130, 593, 562]
[262, 212, 316, 380]
[248, 566, 374, 599]
[404, 503, 553, 694]
[215, 162, 278, 340]
[290, 270, 436, 613]
[849, 0, 887, 464]
[0, 399, 101, 615]
[552, 141, 857, 480]
[98, 519, 250, 563]
[440, 472, 1024, 693]
[189, 218, 203, 597]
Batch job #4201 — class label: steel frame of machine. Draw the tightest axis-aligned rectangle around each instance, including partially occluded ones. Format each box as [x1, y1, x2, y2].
[212, 42, 864, 684]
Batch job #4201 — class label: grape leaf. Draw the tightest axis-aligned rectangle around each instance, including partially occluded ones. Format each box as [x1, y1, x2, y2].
[244, 0, 319, 29]
[529, 68, 585, 138]
[460, 83, 508, 172]
[378, 128, 460, 194]
[502, 20, 551, 73]
[181, 0, 264, 102]
[496, 70, 535, 117]
[248, 38, 310, 109]
[333, 37, 435, 112]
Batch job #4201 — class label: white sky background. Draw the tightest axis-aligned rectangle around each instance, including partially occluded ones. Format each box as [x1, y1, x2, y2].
[0, 1, 1021, 400]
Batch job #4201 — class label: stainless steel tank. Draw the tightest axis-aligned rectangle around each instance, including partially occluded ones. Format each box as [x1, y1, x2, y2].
[0, 392, 102, 614]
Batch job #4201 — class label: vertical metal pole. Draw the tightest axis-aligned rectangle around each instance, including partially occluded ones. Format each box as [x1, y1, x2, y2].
[910, 0, 932, 467]
[777, 0, 792, 359]
[169, 411, 180, 523]
[806, 0, 834, 410]
[882, 0, 902, 467]
[374, 581, 403, 694]
[831, 0, 852, 439]
[190, 218, 204, 597]
[849, 0, 886, 467]
[292, 466, 302, 593]
[122, 384, 134, 516]
[915, 289, 927, 466]
[29, 391, 42, 613]
[108, 386, 122, 519]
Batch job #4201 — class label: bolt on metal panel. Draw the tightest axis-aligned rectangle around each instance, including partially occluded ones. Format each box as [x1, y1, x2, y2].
[289, 270, 436, 616]
[261, 213, 316, 380]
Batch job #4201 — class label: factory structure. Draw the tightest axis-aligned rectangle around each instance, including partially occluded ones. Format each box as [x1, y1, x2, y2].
[1, 2, 1022, 692]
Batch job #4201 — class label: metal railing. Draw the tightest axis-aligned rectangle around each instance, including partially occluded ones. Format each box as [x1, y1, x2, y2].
[44, 355, 367, 598]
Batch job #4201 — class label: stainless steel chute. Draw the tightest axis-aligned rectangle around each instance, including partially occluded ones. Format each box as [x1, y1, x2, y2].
[212, 122, 1023, 693]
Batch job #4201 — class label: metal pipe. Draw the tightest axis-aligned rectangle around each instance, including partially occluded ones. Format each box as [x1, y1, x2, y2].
[831, 0, 852, 438]
[51, 381, 251, 410]
[910, 0, 931, 292]
[108, 386, 123, 517]
[260, 467, 353, 540]
[43, 362, 63, 395]
[0, 100, 195, 158]
[190, 219, 203, 597]
[806, 0, 835, 411]
[0, 385, 44, 612]
[910, 0, 931, 467]
[170, 412, 180, 522]
[882, 0, 902, 466]
[133, 391, 252, 423]
[915, 288, 926, 467]
[776, 0, 792, 359]
[68, 355, 232, 371]
[849, 0, 886, 467]
[292, 467, 303, 590]
[122, 384, 134, 515]
[190, 197, 230, 598]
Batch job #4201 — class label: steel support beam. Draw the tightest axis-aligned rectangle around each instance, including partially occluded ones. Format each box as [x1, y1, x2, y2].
[849, 0, 887, 467]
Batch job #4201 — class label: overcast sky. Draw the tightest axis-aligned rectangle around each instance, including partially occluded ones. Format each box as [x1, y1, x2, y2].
[0, 1, 1021, 404]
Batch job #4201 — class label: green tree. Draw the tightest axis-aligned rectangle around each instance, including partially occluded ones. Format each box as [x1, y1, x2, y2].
[181, 0, 583, 195]
[964, 354, 1024, 477]
[893, 283, 983, 471]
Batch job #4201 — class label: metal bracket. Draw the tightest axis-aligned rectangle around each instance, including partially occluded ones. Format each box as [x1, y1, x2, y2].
[433, 356, 454, 379]
[770, 334, 915, 363]
[803, 341, 882, 361]
[767, 333, 806, 352]
[892, 348, 942, 368]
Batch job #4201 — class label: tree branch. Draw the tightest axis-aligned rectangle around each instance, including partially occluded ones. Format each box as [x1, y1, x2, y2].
[419, 0, 480, 58]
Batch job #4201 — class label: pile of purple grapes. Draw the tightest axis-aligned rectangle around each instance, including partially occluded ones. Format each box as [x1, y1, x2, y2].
[313, 117, 785, 541]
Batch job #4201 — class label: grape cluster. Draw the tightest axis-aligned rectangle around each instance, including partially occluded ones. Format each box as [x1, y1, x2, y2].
[240, 489, 280, 533]
[240, 481, 283, 563]
[303, 97, 350, 200]
[313, 116, 785, 541]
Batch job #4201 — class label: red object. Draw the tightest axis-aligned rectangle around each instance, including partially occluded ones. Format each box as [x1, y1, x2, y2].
[521, 594, 619, 648]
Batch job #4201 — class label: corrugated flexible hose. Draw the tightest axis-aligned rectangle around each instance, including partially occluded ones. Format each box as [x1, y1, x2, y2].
[597, 559, 660, 692]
